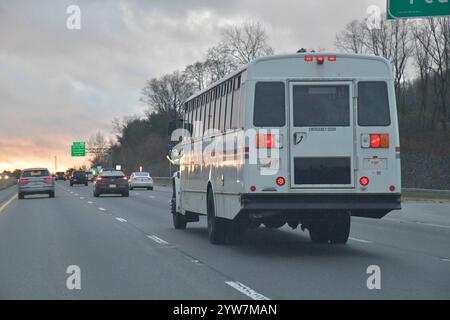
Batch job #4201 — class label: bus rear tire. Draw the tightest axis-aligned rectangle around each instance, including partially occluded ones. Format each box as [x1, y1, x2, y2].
[308, 212, 351, 244]
[329, 212, 351, 244]
[207, 190, 227, 245]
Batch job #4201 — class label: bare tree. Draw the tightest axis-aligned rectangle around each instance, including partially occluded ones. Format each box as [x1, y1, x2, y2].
[205, 43, 239, 83]
[335, 20, 366, 54]
[418, 18, 450, 131]
[360, 17, 413, 112]
[88, 132, 109, 167]
[412, 21, 433, 129]
[141, 71, 195, 119]
[222, 22, 274, 65]
[185, 61, 211, 91]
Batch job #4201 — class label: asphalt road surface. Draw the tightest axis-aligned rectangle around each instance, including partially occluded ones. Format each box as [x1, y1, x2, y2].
[0, 182, 449, 299]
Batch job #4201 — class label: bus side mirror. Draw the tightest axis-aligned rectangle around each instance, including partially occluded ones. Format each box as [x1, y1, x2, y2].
[168, 119, 184, 137]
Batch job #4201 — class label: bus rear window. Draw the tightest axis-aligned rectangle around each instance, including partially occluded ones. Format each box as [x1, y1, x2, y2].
[253, 82, 285, 127]
[293, 85, 350, 127]
[358, 82, 391, 126]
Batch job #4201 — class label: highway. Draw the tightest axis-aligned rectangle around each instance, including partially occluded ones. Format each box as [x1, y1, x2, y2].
[0, 182, 449, 300]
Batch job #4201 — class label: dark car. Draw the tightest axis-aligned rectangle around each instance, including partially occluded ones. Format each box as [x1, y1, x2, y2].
[93, 170, 129, 197]
[70, 171, 88, 186]
[55, 172, 66, 181]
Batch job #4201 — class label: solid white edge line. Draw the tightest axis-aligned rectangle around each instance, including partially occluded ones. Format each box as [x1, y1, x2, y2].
[98, 208, 106, 211]
[349, 237, 372, 244]
[225, 281, 270, 301]
[0, 194, 17, 214]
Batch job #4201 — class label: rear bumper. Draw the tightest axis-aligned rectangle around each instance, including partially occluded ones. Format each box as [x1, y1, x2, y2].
[130, 182, 153, 188]
[18, 187, 54, 195]
[95, 186, 128, 194]
[71, 180, 87, 184]
[239, 193, 401, 219]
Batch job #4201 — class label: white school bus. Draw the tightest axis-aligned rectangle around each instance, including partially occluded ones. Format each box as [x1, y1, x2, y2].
[170, 53, 401, 245]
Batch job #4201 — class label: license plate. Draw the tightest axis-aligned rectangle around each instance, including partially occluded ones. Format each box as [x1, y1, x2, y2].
[109, 184, 117, 188]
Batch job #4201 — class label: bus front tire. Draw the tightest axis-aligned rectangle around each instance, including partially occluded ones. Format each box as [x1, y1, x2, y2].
[207, 191, 227, 245]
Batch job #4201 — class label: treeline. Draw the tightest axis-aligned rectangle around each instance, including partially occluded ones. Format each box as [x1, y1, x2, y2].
[335, 16, 450, 132]
[105, 22, 274, 176]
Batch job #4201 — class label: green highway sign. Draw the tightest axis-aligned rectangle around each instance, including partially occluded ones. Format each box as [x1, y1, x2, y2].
[71, 141, 86, 157]
[388, 0, 450, 19]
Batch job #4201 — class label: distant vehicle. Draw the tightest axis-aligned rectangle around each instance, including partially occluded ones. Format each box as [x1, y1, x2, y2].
[93, 170, 129, 197]
[70, 171, 88, 187]
[18, 168, 55, 199]
[55, 172, 66, 181]
[171, 53, 401, 245]
[129, 172, 154, 190]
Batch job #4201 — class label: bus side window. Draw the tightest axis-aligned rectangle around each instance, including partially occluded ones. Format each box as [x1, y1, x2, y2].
[231, 75, 241, 129]
[226, 79, 234, 130]
[215, 86, 222, 130]
[200, 95, 206, 137]
[220, 83, 228, 132]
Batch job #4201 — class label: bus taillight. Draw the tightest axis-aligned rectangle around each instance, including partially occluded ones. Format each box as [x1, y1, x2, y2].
[304, 56, 313, 62]
[316, 56, 325, 64]
[370, 134, 381, 148]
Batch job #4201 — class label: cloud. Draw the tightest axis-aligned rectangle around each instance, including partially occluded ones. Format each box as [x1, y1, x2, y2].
[0, 0, 385, 171]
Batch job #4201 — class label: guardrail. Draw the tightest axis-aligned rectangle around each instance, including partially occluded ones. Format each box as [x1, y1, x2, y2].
[402, 188, 450, 194]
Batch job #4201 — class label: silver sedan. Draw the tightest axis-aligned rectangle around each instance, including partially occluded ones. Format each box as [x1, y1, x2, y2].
[128, 172, 154, 190]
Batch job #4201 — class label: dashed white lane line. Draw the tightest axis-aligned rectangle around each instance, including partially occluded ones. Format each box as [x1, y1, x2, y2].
[418, 222, 450, 229]
[147, 235, 169, 245]
[225, 281, 270, 300]
[98, 208, 106, 211]
[148, 195, 155, 199]
[349, 237, 372, 244]
[441, 258, 450, 262]
[87, 201, 93, 204]
[80, 197, 85, 200]
[115, 217, 127, 223]
[0, 194, 17, 214]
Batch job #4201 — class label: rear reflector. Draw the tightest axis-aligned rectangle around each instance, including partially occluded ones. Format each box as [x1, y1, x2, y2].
[250, 186, 256, 192]
[19, 179, 29, 183]
[360, 176, 370, 186]
[43, 178, 53, 182]
[276, 177, 286, 186]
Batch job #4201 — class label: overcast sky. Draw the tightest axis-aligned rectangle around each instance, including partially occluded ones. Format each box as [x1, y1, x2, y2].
[0, 0, 386, 172]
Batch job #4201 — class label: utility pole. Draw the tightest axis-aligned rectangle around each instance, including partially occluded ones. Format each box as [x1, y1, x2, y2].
[54, 156, 57, 173]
